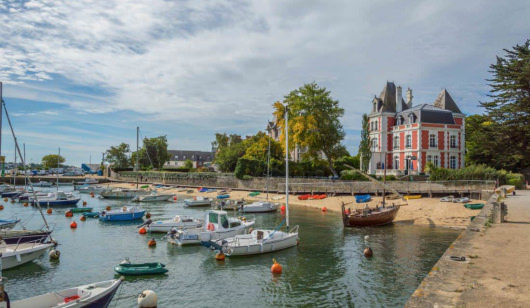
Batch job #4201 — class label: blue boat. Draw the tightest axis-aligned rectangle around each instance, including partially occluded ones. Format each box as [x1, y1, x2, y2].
[355, 194, 371, 203]
[216, 194, 230, 199]
[32, 191, 80, 207]
[0, 219, 21, 229]
[99, 206, 145, 221]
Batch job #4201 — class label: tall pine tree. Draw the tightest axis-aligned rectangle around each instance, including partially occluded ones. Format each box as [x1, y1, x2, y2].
[359, 113, 371, 172]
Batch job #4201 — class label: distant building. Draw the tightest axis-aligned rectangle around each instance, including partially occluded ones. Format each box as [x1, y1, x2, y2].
[367, 82, 465, 175]
[164, 150, 214, 168]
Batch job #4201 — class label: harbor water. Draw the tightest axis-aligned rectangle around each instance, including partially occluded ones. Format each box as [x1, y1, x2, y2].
[3, 187, 459, 307]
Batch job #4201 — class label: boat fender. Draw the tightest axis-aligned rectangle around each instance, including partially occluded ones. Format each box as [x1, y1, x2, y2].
[138, 290, 158, 308]
[207, 223, 215, 231]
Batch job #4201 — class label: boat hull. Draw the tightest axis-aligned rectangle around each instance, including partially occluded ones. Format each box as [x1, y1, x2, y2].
[114, 263, 168, 275]
[100, 211, 145, 221]
[241, 202, 279, 213]
[342, 205, 400, 227]
[184, 200, 212, 207]
[147, 222, 202, 233]
[224, 233, 298, 256]
[1, 230, 51, 245]
[2, 243, 54, 270]
[34, 198, 80, 207]
[137, 195, 174, 202]
[0, 220, 20, 230]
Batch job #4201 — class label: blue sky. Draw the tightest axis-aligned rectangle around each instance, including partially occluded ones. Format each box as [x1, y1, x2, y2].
[0, 0, 529, 166]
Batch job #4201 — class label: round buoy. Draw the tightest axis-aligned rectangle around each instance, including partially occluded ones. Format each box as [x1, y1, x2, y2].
[70, 221, 77, 229]
[364, 235, 370, 243]
[364, 247, 373, 258]
[90, 193, 94, 198]
[148, 238, 156, 247]
[80, 215, 86, 221]
[106, 206, 111, 211]
[47, 208, 53, 214]
[173, 196, 177, 201]
[281, 205, 286, 212]
[215, 251, 225, 261]
[271, 258, 282, 274]
[3, 198, 7, 202]
[321, 206, 327, 212]
[65, 211, 73, 217]
[139, 227, 147, 234]
[23, 202, 29, 207]
[146, 212, 151, 219]
[138, 290, 158, 308]
[49, 249, 61, 260]
[0, 205, 4, 210]
[83, 201, 87, 206]
[10, 199, 15, 203]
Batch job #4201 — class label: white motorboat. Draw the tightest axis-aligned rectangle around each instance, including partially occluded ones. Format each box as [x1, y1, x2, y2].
[74, 178, 99, 185]
[32, 181, 53, 187]
[1, 241, 54, 270]
[31, 191, 80, 207]
[184, 196, 213, 207]
[204, 108, 299, 257]
[143, 215, 203, 233]
[440, 195, 454, 202]
[240, 201, 280, 213]
[453, 197, 471, 203]
[11, 278, 123, 308]
[133, 191, 175, 202]
[77, 184, 111, 194]
[100, 188, 148, 199]
[166, 210, 254, 246]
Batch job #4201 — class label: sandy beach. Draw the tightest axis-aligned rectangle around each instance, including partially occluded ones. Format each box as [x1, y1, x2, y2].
[103, 181, 481, 229]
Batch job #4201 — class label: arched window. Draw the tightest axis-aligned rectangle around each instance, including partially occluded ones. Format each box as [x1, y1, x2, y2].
[406, 135, 412, 148]
[393, 136, 399, 149]
[450, 156, 457, 169]
[429, 134, 436, 147]
[450, 135, 457, 148]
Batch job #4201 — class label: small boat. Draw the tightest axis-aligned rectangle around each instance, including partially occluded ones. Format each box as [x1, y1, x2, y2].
[166, 210, 254, 246]
[216, 194, 230, 199]
[69, 207, 93, 213]
[310, 194, 327, 200]
[240, 201, 279, 213]
[32, 191, 80, 207]
[0, 184, 16, 193]
[248, 192, 260, 197]
[464, 203, 485, 210]
[99, 206, 145, 221]
[404, 195, 422, 200]
[100, 188, 148, 199]
[453, 197, 471, 203]
[76, 184, 110, 193]
[0, 229, 51, 245]
[184, 196, 213, 207]
[440, 196, 454, 202]
[342, 203, 400, 227]
[1, 241, 55, 270]
[74, 178, 99, 185]
[142, 215, 203, 233]
[133, 191, 175, 202]
[82, 212, 100, 218]
[0, 219, 21, 230]
[114, 261, 168, 275]
[32, 181, 53, 187]
[216, 199, 246, 210]
[298, 194, 311, 200]
[355, 194, 372, 203]
[11, 278, 123, 308]
[16, 191, 48, 202]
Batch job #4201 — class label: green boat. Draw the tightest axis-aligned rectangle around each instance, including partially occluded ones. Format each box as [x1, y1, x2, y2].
[248, 192, 260, 197]
[82, 212, 100, 218]
[69, 207, 93, 213]
[464, 203, 485, 210]
[114, 262, 168, 275]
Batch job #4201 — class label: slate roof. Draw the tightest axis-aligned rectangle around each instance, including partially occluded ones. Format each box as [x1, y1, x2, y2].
[167, 150, 214, 162]
[433, 89, 462, 113]
[396, 104, 455, 125]
[375, 82, 409, 113]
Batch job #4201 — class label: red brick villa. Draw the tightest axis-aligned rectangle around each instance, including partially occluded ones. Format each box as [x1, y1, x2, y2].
[367, 82, 465, 175]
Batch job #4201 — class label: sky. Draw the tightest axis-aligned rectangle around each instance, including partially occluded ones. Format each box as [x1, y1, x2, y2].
[0, 0, 528, 166]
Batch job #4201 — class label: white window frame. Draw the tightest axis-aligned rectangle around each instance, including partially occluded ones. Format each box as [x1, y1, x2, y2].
[427, 155, 432, 163]
[450, 156, 457, 169]
[405, 135, 412, 149]
[450, 135, 457, 148]
[393, 136, 399, 149]
[433, 155, 439, 167]
[429, 134, 437, 148]
[394, 156, 400, 170]
[372, 138, 378, 151]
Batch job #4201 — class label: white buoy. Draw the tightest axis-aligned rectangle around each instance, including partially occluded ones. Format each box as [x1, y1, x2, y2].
[138, 290, 158, 308]
[49, 249, 60, 260]
[364, 235, 369, 243]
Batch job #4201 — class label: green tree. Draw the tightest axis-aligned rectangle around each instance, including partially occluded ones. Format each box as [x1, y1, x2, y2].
[465, 115, 498, 167]
[137, 136, 170, 169]
[105, 143, 130, 169]
[184, 159, 193, 169]
[359, 114, 371, 172]
[479, 40, 530, 171]
[243, 131, 283, 161]
[273, 82, 345, 177]
[213, 134, 247, 172]
[41, 154, 65, 169]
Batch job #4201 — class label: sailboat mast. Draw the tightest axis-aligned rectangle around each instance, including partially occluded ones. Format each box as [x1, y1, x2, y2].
[285, 105, 290, 228]
[383, 152, 387, 206]
[266, 124, 270, 201]
[57, 147, 60, 191]
[136, 126, 139, 189]
[13, 138, 16, 186]
[0, 82, 2, 179]
[24, 143, 26, 189]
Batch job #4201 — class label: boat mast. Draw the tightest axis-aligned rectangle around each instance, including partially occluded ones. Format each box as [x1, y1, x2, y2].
[24, 143, 26, 189]
[13, 138, 16, 186]
[57, 147, 60, 191]
[0, 82, 2, 181]
[136, 126, 139, 190]
[284, 104, 290, 229]
[266, 123, 271, 201]
[382, 152, 387, 207]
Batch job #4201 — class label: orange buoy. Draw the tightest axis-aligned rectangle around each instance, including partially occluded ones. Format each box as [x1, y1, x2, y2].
[174, 196, 177, 201]
[281, 205, 286, 212]
[47, 208, 53, 214]
[146, 212, 151, 219]
[0, 205, 4, 210]
[65, 211, 73, 217]
[148, 238, 156, 247]
[321, 206, 327, 212]
[83, 201, 87, 206]
[10, 199, 15, 203]
[106, 206, 111, 211]
[215, 251, 225, 261]
[70, 221, 77, 229]
[3, 198, 7, 202]
[139, 227, 147, 234]
[80, 215, 86, 221]
[90, 193, 94, 198]
[271, 259, 282, 274]
[364, 247, 373, 258]
[23, 202, 29, 207]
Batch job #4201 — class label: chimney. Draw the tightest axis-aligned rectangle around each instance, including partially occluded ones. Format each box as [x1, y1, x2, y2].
[406, 88, 413, 108]
[396, 85, 402, 112]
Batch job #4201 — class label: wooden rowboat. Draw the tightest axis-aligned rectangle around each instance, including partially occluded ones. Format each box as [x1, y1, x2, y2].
[404, 195, 422, 200]
[342, 203, 400, 227]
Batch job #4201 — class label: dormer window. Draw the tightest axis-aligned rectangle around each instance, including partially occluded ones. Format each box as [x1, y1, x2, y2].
[408, 113, 417, 124]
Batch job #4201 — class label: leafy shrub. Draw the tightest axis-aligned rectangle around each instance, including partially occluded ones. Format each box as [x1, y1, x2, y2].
[506, 173, 524, 189]
[340, 170, 368, 181]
